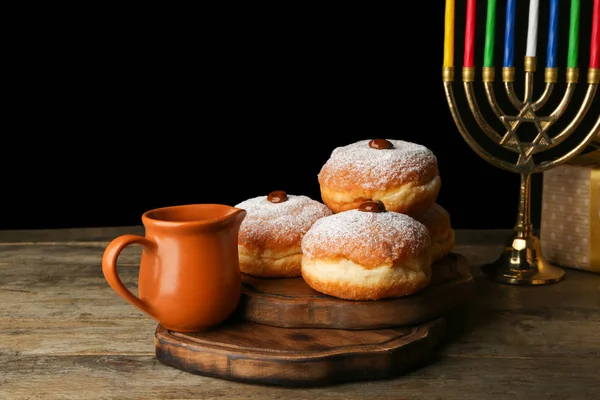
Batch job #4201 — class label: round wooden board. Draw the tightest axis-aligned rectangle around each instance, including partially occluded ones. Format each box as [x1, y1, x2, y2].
[239, 252, 475, 329]
[154, 317, 446, 387]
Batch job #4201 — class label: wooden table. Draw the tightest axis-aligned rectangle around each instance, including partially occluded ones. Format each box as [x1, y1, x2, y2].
[1, 227, 598, 399]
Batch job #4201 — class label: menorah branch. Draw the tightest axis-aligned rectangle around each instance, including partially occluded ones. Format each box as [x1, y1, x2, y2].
[539, 114, 600, 171]
[484, 81, 508, 122]
[532, 82, 554, 110]
[547, 83, 576, 126]
[464, 78, 503, 144]
[523, 59, 536, 102]
[503, 80, 523, 110]
[443, 77, 516, 173]
[549, 83, 599, 149]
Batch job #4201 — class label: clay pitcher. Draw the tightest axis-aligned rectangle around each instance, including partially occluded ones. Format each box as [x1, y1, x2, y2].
[102, 204, 247, 332]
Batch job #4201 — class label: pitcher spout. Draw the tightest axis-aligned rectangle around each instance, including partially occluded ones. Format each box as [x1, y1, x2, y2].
[227, 206, 247, 225]
[219, 206, 247, 231]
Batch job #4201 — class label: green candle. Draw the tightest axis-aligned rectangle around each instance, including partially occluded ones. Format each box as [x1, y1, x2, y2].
[484, 0, 497, 67]
[568, 0, 580, 68]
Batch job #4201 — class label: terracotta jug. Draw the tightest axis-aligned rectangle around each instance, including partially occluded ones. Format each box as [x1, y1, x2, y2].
[102, 204, 247, 332]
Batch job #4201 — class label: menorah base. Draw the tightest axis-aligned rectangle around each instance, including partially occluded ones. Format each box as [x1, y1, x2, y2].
[480, 233, 566, 285]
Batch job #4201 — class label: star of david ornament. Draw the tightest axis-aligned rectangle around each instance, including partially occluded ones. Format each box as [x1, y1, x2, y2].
[499, 103, 554, 166]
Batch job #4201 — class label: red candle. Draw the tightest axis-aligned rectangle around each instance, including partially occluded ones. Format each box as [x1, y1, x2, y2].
[464, 0, 477, 67]
[591, 0, 600, 68]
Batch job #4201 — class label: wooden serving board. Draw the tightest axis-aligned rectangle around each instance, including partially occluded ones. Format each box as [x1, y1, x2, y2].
[239, 252, 474, 329]
[154, 317, 446, 387]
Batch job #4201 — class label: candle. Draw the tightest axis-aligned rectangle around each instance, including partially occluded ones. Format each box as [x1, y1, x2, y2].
[504, 0, 516, 67]
[568, 0, 580, 68]
[444, 0, 455, 67]
[546, 0, 560, 68]
[484, 0, 497, 67]
[591, 0, 600, 68]
[464, 0, 477, 67]
[526, 0, 540, 58]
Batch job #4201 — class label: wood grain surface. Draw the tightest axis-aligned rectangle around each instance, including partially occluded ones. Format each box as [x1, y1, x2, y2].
[155, 318, 446, 387]
[1, 227, 599, 399]
[240, 252, 475, 329]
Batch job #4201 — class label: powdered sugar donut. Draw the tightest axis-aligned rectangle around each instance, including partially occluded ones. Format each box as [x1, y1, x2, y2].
[235, 191, 333, 278]
[415, 203, 455, 262]
[318, 138, 441, 217]
[301, 200, 433, 301]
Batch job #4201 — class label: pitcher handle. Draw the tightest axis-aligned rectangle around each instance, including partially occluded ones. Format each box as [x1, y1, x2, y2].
[102, 234, 157, 318]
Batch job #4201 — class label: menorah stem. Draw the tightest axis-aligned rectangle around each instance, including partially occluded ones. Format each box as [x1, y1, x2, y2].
[481, 171, 566, 285]
[514, 172, 533, 237]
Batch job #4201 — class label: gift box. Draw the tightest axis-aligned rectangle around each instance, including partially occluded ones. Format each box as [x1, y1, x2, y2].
[540, 150, 599, 273]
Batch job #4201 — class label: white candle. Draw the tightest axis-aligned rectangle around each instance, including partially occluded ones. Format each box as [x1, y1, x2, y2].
[526, 0, 540, 57]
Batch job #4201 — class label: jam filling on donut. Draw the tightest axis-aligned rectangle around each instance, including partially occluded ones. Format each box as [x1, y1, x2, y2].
[358, 200, 386, 212]
[368, 138, 394, 149]
[267, 190, 288, 203]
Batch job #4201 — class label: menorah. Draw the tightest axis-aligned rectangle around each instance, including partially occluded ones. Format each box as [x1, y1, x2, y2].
[442, 0, 600, 285]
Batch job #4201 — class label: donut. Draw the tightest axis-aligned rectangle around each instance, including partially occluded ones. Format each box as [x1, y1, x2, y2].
[415, 203, 455, 262]
[300, 200, 433, 301]
[235, 191, 333, 278]
[317, 138, 441, 217]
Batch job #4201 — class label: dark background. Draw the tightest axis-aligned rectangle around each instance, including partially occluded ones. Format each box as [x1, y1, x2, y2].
[1, 2, 598, 231]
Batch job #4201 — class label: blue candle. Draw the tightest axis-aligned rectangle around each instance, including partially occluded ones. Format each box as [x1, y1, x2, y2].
[547, 0, 560, 67]
[503, 0, 516, 67]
